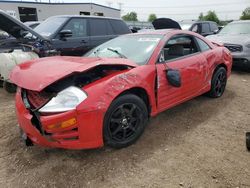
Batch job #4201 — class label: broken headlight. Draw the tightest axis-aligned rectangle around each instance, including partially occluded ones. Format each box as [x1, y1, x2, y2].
[39, 86, 87, 113]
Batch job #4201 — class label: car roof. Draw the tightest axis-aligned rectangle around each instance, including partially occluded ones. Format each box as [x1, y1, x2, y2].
[179, 20, 217, 24]
[129, 29, 197, 36]
[230, 20, 250, 24]
[48, 15, 123, 21]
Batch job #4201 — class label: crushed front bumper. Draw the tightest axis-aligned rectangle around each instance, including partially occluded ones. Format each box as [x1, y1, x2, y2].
[15, 89, 104, 149]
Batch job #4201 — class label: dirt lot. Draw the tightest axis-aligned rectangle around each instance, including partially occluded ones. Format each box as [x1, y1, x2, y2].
[0, 70, 250, 188]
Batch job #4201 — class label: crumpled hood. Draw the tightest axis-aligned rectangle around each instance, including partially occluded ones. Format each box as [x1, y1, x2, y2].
[207, 34, 250, 46]
[10, 56, 138, 91]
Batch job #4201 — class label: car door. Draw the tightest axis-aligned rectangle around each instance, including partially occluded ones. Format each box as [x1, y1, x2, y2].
[156, 34, 207, 112]
[195, 36, 217, 86]
[89, 18, 116, 49]
[52, 18, 91, 56]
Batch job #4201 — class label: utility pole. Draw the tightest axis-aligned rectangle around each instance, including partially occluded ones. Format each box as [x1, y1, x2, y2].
[118, 2, 123, 13]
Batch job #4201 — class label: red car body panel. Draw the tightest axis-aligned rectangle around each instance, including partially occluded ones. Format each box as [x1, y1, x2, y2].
[11, 30, 232, 149]
[10, 56, 138, 91]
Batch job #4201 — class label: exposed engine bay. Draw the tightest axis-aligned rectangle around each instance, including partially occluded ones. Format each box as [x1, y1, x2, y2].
[24, 65, 132, 110]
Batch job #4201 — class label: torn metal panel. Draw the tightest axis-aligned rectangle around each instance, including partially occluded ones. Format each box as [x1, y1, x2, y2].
[10, 56, 137, 91]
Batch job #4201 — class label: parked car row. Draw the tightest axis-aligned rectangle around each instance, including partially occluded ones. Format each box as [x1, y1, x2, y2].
[179, 20, 219, 36]
[0, 10, 131, 92]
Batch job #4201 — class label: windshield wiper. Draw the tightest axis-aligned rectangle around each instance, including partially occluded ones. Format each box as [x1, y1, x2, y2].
[107, 48, 127, 59]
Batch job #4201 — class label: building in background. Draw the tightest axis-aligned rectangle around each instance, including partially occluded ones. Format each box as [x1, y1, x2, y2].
[0, 1, 120, 22]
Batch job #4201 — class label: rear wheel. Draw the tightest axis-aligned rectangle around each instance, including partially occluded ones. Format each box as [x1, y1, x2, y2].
[104, 94, 148, 149]
[3, 81, 16, 93]
[207, 67, 227, 98]
[0, 80, 3, 87]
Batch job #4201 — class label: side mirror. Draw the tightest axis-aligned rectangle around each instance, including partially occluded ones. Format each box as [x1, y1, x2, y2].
[59, 30, 73, 39]
[166, 69, 181, 87]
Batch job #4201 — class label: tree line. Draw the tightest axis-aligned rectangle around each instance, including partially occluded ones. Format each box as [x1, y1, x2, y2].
[122, 7, 250, 24]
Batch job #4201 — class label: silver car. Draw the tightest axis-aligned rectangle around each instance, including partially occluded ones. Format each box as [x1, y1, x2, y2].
[207, 20, 250, 69]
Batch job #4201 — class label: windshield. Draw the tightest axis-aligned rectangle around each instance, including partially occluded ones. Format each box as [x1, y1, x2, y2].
[219, 22, 250, 35]
[85, 34, 163, 65]
[34, 17, 67, 37]
[179, 22, 193, 30]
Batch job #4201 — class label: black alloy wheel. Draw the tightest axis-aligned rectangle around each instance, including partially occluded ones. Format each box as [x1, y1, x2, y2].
[208, 67, 227, 98]
[104, 94, 148, 148]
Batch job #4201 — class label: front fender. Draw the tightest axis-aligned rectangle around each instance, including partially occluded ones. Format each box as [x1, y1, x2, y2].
[77, 65, 157, 115]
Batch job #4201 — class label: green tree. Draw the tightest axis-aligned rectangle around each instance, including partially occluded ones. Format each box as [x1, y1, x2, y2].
[240, 7, 250, 20]
[198, 13, 204, 21]
[122, 12, 138, 21]
[148, 13, 157, 22]
[204, 11, 220, 24]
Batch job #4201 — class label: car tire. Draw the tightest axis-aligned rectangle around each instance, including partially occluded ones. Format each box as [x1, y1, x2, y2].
[103, 94, 148, 149]
[207, 67, 227, 98]
[0, 80, 3, 88]
[3, 81, 16, 93]
[246, 132, 250, 151]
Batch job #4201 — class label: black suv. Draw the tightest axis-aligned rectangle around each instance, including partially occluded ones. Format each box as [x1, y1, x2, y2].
[179, 21, 219, 36]
[0, 11, 131, 56]
[34, 16, 131, 56]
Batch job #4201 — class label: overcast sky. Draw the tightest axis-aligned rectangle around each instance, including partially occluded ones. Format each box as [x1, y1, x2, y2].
[6, 0, 250, 21]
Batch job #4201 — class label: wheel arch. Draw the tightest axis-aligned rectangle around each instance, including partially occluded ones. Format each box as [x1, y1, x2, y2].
[114, 87, 151, 116]
[215, 63, 227, 72]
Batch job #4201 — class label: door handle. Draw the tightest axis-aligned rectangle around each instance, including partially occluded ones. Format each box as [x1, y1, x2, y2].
[81, 40, 87, 44]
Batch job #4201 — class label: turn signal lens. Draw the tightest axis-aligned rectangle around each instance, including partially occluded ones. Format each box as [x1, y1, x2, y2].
[47, 118, 77, 130]
[61, 118, 77, 128]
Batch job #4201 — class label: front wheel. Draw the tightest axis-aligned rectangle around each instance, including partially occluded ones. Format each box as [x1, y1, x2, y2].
[103, 94, 148, 149]
[207, 67, 227, 98]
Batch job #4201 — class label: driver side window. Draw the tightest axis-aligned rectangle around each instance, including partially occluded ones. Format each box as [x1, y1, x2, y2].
[62, 18, 88, 38]
[159, 35, 199, 63]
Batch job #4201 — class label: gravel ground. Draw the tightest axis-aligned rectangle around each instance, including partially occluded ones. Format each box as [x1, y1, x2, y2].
[0, 70, 249, 188]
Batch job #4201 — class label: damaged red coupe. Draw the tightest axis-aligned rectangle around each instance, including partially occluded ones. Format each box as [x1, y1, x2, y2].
[11, 30, 232, 149]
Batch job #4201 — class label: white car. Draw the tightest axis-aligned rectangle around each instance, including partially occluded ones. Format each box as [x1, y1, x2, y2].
[207, 20, 250, 70]
[0, 11, 47, 93]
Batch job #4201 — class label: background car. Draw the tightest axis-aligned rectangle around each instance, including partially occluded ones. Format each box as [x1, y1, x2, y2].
[10, 29, 232, 150]
[0, 10, 54, 93]
[33, 15, 131, 56]
[179, 20, 219, 36]
[207, 20, 250, 70]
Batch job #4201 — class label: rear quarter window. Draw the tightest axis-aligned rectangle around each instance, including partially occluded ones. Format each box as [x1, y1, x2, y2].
[89, 18, 113, 36]
[196, 37, 211, 52]
[109, 20, 131, 35]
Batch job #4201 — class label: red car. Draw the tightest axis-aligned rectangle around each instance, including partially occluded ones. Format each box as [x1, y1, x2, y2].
[10, 30, 232, 149]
